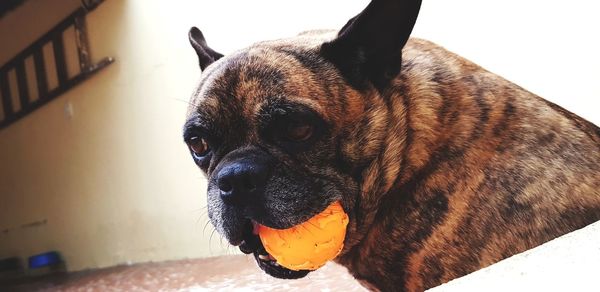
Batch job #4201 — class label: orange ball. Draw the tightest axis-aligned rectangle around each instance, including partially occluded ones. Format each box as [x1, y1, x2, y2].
[257, 201, 349, 271]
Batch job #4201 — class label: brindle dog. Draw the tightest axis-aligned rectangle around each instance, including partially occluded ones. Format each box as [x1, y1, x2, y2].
[183, 0, 600, 291]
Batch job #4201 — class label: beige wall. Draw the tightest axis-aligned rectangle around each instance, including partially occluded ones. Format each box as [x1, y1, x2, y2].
[0, 0, 228, 271]
[1, 0, 598, 272]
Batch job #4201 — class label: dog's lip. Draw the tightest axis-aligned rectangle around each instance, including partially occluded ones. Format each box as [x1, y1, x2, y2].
[238, 220, 310, 279]
[253, 250, 310, 279]
[251, 220, 260, 234]
[236, 220, 260, 251]
[229, 238, 243, 246]
[238, 220, 264, 254]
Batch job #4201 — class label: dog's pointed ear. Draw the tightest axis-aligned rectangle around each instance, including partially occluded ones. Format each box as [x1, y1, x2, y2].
[188, 27, 223, 71]
[321, 0, 422, 89]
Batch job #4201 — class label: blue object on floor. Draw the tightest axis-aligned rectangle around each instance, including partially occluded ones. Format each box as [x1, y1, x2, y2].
[28, 251, 61, 269]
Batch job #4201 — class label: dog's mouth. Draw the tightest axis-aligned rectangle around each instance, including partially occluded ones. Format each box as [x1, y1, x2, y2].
[238, 220, 310, 279]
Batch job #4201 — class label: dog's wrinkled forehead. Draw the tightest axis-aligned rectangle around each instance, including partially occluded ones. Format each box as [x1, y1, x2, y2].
[188, 46, 328, 125]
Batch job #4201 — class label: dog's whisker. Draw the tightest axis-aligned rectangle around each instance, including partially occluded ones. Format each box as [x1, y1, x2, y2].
[218, 232, 225, 248]
[208, 227, 218, 255]
[197, 209, 209, 218]
[202, 220, 212, 235]
[169, 97, 199, 108]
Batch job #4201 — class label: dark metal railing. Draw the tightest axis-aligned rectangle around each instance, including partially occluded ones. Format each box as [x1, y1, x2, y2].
[0, 0, 113, 130]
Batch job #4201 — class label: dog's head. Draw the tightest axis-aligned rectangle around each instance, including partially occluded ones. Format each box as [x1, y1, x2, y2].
[183, 0, 421, 279]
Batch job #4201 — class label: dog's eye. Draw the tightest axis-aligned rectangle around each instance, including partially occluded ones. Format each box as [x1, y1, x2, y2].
[188, 136, 211, 158]
[286, 122, 314, 142]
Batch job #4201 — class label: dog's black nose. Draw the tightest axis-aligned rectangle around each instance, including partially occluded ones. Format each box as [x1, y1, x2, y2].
[217, 160, 269, 205]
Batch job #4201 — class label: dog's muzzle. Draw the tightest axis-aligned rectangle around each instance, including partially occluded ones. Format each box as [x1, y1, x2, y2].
[212, 148, 312, 279]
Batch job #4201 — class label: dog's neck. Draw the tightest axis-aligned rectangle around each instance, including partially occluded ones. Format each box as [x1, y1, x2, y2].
[342, 39, 488, 255]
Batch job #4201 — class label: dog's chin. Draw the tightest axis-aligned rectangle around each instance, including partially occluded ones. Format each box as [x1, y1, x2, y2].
[252, 250, 310, 279]
[237, 220, 311, 279]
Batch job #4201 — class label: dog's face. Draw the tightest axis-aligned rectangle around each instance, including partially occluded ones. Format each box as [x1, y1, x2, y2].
[183, 0, 421, 280]
[183, 33, 363, 278]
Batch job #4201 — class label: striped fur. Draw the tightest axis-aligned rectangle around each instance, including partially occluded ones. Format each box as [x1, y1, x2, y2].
[185, 24, 600, 292]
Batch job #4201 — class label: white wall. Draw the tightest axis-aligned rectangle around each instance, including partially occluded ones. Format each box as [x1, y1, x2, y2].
[1, 0, 598, 272]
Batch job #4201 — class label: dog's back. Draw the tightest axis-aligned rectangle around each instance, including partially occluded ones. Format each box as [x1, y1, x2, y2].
[334, 37, 600, 291]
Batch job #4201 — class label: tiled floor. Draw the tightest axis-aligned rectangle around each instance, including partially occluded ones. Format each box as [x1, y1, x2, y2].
[1, 255, 367, 291]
